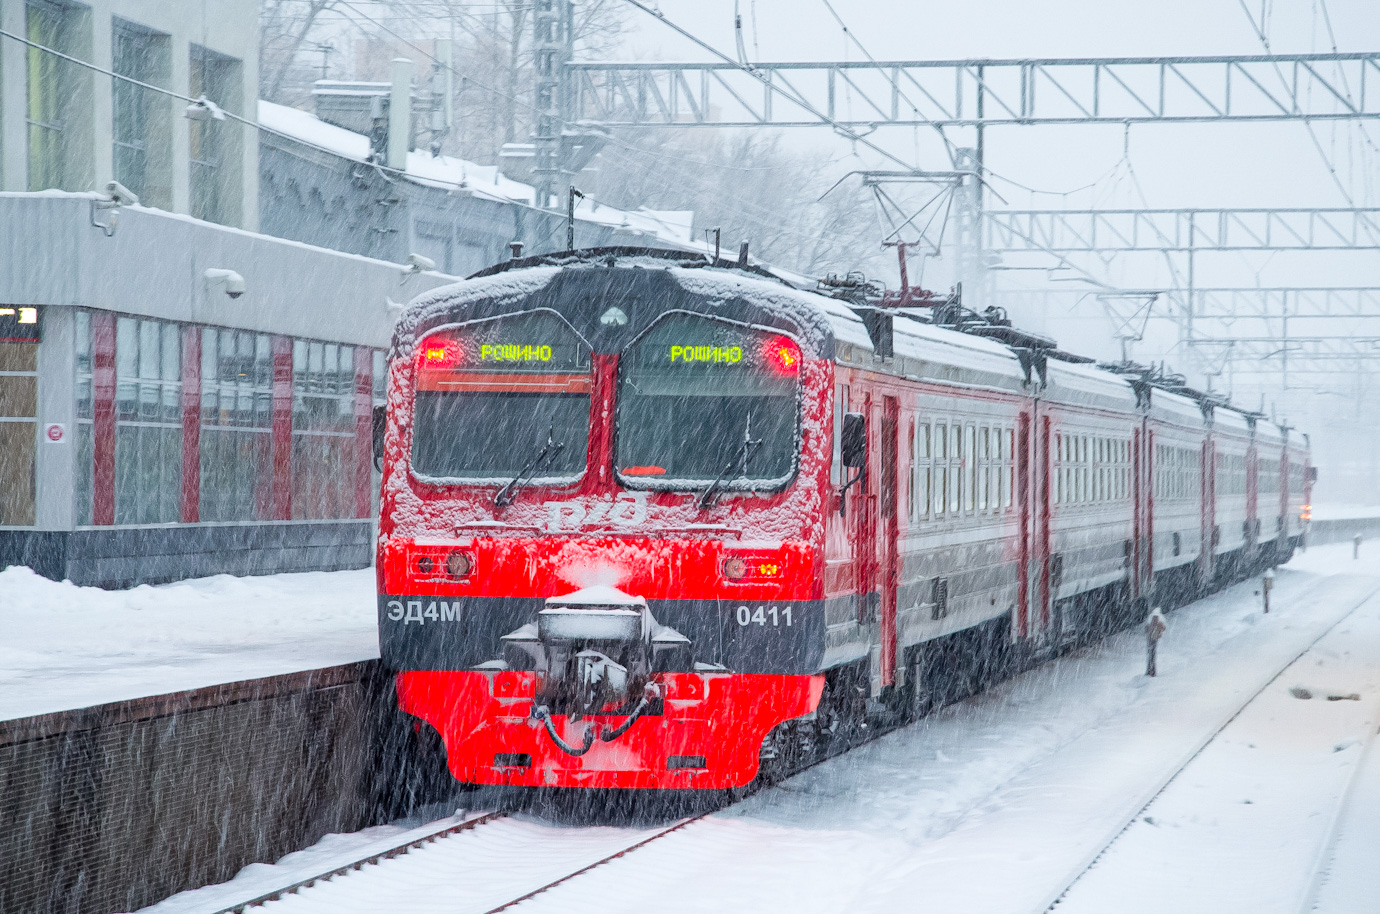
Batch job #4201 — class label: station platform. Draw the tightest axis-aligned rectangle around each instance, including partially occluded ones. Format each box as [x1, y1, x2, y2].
[0, 565, 378, 722]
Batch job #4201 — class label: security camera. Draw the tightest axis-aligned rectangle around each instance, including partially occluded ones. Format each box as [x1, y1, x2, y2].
[105, 180, 139, 207]
[404, 252, 436, 273]
[204, 268, 246, 299]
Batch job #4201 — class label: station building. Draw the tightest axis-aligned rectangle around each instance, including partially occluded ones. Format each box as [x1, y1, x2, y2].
[0, 0, 699, 586]
[0, 192, 462, 585]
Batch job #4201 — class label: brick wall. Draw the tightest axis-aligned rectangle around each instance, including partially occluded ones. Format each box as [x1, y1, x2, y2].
[0, 662, 450, 914]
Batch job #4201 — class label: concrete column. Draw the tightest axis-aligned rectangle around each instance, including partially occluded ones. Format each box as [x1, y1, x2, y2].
[1, 0, 29, 190]
[388, 57, 413, 171]
[35, 307, 76, 531]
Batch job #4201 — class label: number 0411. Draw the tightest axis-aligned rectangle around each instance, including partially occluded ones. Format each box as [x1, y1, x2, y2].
[736, 605, 793, 626]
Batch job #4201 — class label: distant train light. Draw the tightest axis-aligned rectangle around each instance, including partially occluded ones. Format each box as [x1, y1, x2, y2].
[763, 336, 801, 374]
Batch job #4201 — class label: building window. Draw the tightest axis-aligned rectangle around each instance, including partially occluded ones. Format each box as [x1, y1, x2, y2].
[189, 45, 241, 225]
[200, 328, 272, 521]
[292, 340, 358, 519]
[25, 0, 83, 190]
[112, 19, 171, 209]
[0, 341, 38, 526]
[114, 316, 182, 524]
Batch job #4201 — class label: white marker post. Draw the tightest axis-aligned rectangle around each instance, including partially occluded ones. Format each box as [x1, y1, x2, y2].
[1146, 608, 1168, 677]
[1263, 568, 1275, 614]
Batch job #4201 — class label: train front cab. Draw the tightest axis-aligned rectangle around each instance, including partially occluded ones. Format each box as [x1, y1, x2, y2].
[376, 267, 837, 790]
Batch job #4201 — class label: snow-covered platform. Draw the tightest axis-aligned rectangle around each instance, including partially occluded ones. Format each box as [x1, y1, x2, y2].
[0, 566, 378, 722]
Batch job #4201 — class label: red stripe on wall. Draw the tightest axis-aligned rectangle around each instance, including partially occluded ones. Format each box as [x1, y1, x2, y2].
[181, 328, 201, 523]
[91, 312, 116, 526]
[271, 336, 294, 521]
[353, 347, 373, 519]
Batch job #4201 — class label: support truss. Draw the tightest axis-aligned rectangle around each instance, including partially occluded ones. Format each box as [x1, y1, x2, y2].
[1184, 337, 1380, 375]
[984, 208, 1380, 253]
[567, 53, 1380, 128]
[990, 287, 1380, 318]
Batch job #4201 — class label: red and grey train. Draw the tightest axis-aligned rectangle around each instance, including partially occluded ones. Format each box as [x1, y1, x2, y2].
[375, 248, 1312, 791]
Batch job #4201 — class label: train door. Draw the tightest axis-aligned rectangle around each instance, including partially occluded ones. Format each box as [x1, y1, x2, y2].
[878, 396, 900, 687]
[1036, 412, 1053, 638]
[1245, 436, 1259, 553]
[1201, 434, 1216, 584]
[1016, 410, 1032, 639]
[856, 393, 877, 626]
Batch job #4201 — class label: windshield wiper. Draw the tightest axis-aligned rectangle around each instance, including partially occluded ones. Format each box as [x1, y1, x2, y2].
[698, 415, 763, 510]
[495, 425, 565, 508]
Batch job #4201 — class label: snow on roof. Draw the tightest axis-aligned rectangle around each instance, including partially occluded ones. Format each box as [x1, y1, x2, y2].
[257, 100, 698, 250]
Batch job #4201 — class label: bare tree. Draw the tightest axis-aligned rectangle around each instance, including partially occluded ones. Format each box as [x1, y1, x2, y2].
[261, 0, 341, 105]
[590, 129, 898, 282]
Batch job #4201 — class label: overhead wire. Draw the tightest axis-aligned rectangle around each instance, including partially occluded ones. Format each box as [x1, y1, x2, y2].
[614, 0, 921, 173]
[817, 0, 959, 168]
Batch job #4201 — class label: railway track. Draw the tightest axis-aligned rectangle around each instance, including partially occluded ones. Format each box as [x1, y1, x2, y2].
[196, 577, 1379, 914]
[209, 811, 507, 914]
[1036, 583, 1380, 914]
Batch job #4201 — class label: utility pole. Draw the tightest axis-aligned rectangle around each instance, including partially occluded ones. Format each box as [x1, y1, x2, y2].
[531, 0, 572, 213]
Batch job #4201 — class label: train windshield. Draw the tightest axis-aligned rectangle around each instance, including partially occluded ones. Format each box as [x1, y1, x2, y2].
[411, 310, 592, 481]
[616, 313, 801, 487]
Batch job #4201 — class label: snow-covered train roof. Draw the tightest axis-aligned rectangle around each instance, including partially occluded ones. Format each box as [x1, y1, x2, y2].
[396, 251, 1297, 432]
[1148, 387, 1209, 431]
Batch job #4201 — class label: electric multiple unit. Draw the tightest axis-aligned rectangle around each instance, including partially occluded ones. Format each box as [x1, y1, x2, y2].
[375, 249, 1313, 791]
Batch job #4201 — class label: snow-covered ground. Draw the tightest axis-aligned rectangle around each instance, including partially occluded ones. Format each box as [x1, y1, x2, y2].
[141, 542, 1380, 914]
[0, 566, 378, 721]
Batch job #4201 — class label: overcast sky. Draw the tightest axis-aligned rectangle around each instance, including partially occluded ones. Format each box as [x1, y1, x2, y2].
[608, 0, 1380, 430]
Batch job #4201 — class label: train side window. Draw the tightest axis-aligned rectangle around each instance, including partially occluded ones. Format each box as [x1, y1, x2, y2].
[1004, 429, 1014, 509]
[914, 422, 931, 521]
[1072, 435, 1081, 504]
[1078, 436, 1087, 503]
[964, 425, 976, 513]
[1094, 438, 1102, 502]
[934, 422, 947, 516]
[907, 418, 916, 521]
[949, 424, 961, 514]
[993, 427, 1001, 511]
[1054, 434, 1064, 505]
[978, 427, 990, 511]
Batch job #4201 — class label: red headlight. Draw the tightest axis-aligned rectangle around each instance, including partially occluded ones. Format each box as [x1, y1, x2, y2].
[445, 550, 473, 578]
[762, 336, 801, 374]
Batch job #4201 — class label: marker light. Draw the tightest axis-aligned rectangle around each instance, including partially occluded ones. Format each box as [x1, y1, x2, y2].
[418, 337, 461, 370]
[721, 552, 787, 582]
[763, 336, 801, 374]
[411, 547, 475, 582]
